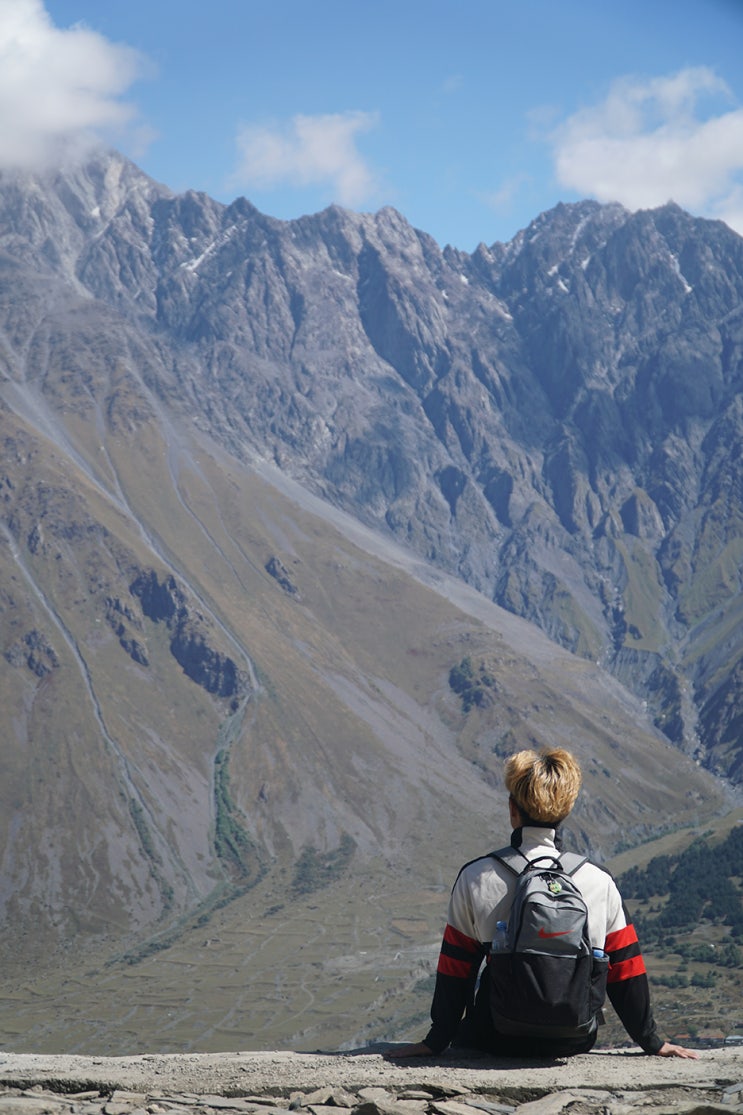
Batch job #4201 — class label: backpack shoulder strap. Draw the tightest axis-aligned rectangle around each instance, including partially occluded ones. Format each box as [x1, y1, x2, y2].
[490, 845, 529, 876]
[558, 851, 589, 876]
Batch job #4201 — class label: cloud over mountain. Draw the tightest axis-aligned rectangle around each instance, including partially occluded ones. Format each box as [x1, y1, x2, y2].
[230, 110, 381, 206]
[0, 0, 147, 170]
[551, 67, 743, 235]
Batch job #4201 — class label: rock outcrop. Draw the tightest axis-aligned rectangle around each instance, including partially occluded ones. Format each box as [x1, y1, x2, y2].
[130, 570, 250, 703]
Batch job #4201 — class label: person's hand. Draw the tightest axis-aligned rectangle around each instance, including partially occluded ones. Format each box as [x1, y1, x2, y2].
[385, 1041, 434, 1059]
[656, 1041, 699, 1059]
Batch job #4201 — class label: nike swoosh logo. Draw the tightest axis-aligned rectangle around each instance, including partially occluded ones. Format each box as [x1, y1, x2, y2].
[538, 927, 571, 938]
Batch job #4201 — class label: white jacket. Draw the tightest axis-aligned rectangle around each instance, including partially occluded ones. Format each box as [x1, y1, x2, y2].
[423, 826, 662, 1054]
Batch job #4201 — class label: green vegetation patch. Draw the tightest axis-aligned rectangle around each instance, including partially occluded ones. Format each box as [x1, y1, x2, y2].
[542, 580, 602, 660]
[615, 825, 743, 1038]
[128, 797, 174, 914]
[618, 825, 743, 945]
[679, 534, 743, 625]
[291, 833, 356, 897]
[112, 745, 266, 968]
[213, 748, 263, 886]
[616, 539, 666, 650]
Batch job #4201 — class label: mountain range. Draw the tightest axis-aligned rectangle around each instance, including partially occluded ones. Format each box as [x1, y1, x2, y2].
[0, 150, 740, 1051]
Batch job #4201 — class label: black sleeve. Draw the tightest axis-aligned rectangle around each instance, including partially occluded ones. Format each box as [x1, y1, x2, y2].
[606, 972, 663, 1053]
[423, 927, 485, 1053]
[605, 920, 663, 1054]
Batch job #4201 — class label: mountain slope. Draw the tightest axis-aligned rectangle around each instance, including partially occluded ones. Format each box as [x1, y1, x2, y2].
[0, 152, 740, 1049]
[2, 343, 722, 934]
[0, 390, 730, 1051]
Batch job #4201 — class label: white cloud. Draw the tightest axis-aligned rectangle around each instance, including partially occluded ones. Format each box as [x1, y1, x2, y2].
[230, 111, 380, 207]
[0, 0, 147, 171]
[551, 67, 743, 235]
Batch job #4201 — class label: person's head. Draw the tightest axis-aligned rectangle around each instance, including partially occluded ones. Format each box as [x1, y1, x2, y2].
[504, 747, 582, 826]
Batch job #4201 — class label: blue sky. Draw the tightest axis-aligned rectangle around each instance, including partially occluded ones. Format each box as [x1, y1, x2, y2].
[6, 0, 743, 249]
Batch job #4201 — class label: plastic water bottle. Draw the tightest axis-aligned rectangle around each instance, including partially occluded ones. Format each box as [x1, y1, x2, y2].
[490, 920, 508, 953]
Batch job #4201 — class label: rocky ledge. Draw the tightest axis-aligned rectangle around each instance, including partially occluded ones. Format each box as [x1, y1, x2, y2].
[0, 1047, 741, 1114]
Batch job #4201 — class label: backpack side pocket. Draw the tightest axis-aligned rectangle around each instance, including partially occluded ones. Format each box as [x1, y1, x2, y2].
[590, 949, 609, 1016]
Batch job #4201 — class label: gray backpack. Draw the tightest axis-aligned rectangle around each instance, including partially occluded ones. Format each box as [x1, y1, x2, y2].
[488, 847, 609, 1039]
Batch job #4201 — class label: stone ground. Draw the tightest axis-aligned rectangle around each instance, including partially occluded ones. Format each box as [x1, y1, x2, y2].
[0, 1046, 741, 1114]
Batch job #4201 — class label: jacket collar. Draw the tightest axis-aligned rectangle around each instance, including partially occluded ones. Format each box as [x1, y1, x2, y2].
[511, 824, 562, 851]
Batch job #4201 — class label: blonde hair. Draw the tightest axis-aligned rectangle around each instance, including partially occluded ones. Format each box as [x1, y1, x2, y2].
[504, 748, 582, 824]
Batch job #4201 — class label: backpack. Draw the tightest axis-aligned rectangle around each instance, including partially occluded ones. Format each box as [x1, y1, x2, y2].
[487, 846, 609, 1040]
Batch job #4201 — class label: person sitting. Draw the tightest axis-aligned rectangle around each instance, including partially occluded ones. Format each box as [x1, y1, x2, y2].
[388, 747, 698, 1060]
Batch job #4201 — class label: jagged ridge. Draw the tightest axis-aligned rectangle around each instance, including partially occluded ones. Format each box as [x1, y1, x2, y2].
[8, 155, 739, 779]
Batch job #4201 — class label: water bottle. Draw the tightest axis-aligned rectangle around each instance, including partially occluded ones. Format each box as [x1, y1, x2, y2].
[490, 920, 508, 953]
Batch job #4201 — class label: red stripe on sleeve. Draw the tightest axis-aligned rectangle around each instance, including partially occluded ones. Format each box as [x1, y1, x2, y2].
[443, 924, 480, 953]
[437, 954, 476, 978]
[605, 924, 639, 952]
[608, 954, 647, 983]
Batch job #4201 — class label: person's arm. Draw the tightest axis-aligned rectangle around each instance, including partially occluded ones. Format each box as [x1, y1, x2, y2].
[422, 922, 484, 1053]
[605, 921, 663, 1053]
[603, 889, 697, 1058]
